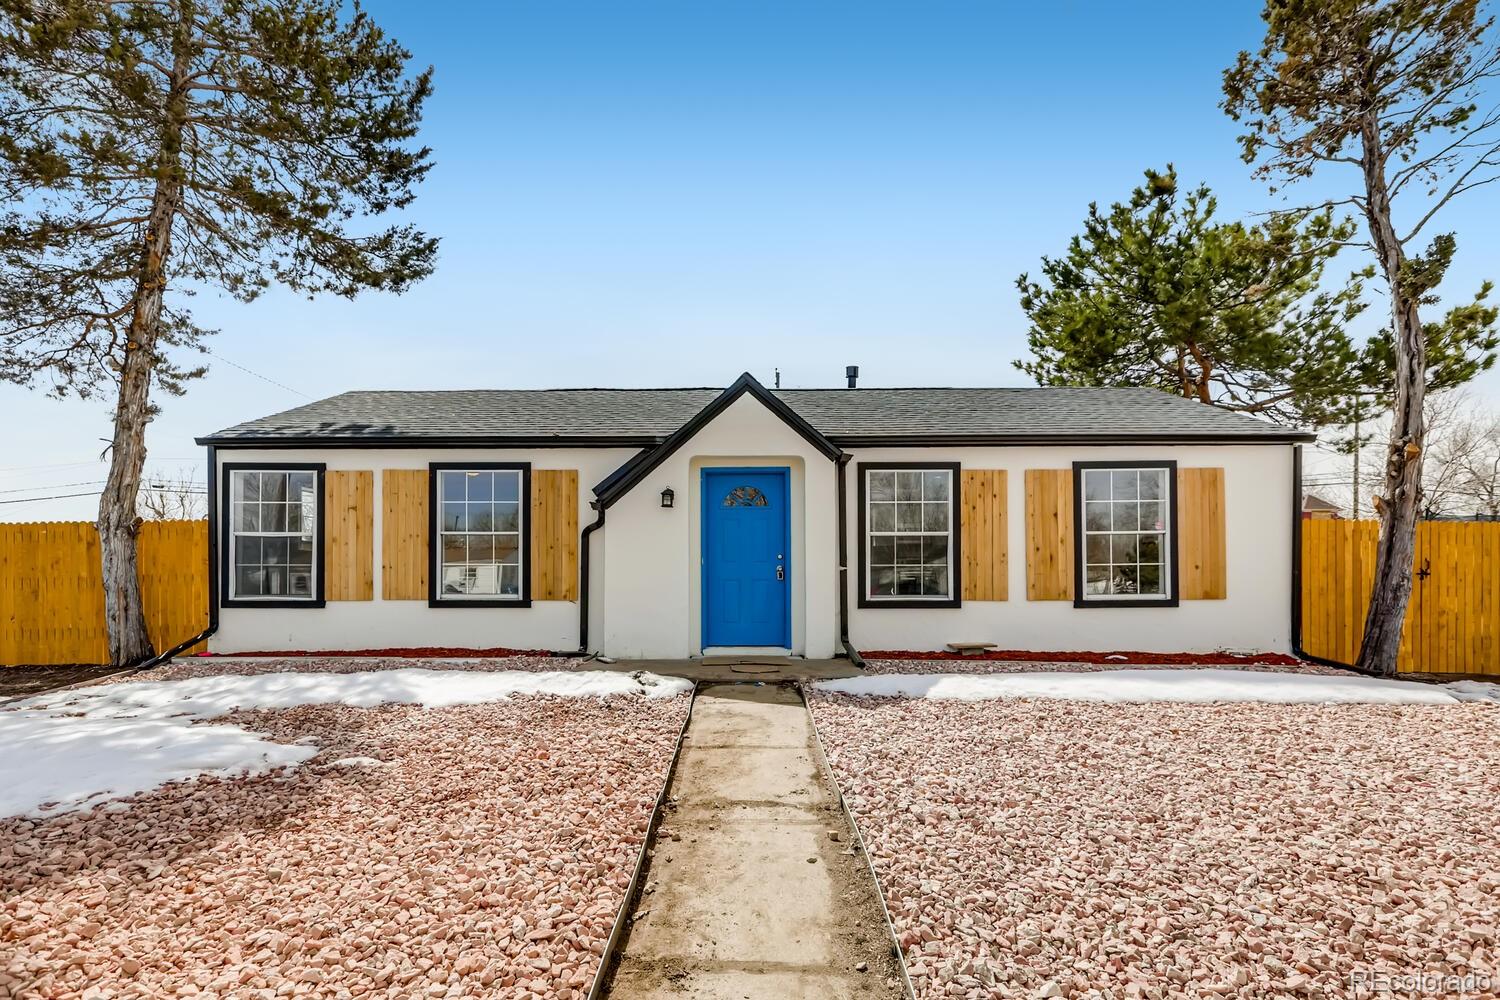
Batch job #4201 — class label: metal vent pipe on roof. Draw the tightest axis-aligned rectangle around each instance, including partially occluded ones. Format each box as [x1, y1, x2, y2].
[845, 365, 859, 388]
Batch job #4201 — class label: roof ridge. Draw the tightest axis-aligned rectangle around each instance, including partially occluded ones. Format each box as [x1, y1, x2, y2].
[341, 386, 725, 394]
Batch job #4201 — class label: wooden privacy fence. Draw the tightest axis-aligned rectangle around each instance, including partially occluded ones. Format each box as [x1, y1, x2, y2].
[7, 515, 1497, 674]
[0, 520, 208, 667]
[1301, 518, 1500, 676]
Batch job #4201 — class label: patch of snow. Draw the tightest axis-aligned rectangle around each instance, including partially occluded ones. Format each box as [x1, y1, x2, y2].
[0, 712, 316, 820]
[329, 756, 387, 767]
[816, 669, 1500, 705]
[1, 670, 691, 818]
[1441, 680, 1500, 703]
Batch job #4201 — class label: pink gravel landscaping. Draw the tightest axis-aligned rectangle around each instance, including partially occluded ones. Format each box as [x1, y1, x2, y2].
[109, 653, 589, 684]
[810, 693, 1500, 1000]
[1, 681, 688, 999]
[863, 657, 1351, 676]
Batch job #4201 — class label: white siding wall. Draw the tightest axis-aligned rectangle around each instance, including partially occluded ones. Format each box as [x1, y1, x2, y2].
[843, 444, 1295, 654]
[208, 430, 1295, 658]
[210, 446, 636, 653]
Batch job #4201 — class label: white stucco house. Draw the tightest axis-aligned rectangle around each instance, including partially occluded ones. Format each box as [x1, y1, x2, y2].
[195, 371, 1311, 660]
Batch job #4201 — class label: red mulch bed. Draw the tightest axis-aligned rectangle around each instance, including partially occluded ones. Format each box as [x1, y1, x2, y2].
[196, 646, 560, 659]
[862, 649, 1303, 665]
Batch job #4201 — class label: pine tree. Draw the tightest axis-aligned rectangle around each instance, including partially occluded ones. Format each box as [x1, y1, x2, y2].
[1016, 166, 1373, 427]
[0, 0, 437, 665]
[1225, 0, 1500, 676]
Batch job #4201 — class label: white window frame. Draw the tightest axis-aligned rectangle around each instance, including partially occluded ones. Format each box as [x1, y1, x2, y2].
[433, 466, 528, 604]
[226, 467, 320, 603]
[1076, 463, 1176, 605]
[860, 465, 959, 606]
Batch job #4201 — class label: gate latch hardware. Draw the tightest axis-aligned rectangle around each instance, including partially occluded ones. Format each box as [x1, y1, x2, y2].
[776, 564, 785, 581]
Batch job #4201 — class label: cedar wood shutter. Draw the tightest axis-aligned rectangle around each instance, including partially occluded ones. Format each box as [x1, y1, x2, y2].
[1178, 467, 1227, 600]
[325, 470, 374, 601]
[1024, 469, 1074, 600]
[531, 469, 579, 601]
[960, 470, 1008, 601]
[381, 470, 428, 600]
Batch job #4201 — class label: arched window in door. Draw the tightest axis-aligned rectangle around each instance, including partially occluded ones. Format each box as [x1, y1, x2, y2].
[723, 485, 770, 507]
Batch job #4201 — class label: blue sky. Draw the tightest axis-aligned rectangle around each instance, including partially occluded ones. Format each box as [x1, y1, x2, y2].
[3, 0, 1498, 518]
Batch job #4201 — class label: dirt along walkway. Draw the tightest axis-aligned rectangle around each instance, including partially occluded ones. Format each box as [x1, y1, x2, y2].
[602, 682, 908, 1000]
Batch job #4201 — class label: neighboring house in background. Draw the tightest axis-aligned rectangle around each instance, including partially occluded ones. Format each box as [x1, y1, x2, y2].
[1302, 493, 1343, 520]
[195, 372, 1311, 659]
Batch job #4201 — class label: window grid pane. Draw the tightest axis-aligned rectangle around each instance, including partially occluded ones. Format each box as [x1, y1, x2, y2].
[438, 469, 525, 599]
[1081, 467, 1169, 599]
[230, 470, 317, 599]
[867, 468, 952, 599]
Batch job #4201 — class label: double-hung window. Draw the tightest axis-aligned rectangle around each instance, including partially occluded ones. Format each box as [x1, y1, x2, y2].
[432, 464, 529, 604]
[1076, 462, 1177, 606]
[226, 466, 322, 603]
[859, 463, 960, 608]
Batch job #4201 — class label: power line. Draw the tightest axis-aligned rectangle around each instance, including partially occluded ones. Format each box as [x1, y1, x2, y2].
[0, 457, 199, 476]
[0, 486, 207, 505]
[0, 490, 109, 505]
[204, 347, 312, 399]
[0, 479, 107, 495]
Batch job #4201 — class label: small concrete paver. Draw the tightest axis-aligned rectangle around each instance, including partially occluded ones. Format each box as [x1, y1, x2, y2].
[603, 682, 906, 1000]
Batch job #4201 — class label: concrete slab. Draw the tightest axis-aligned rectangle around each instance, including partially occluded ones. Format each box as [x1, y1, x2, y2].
[626, 817, 837, 964]
[607, 965, 876, 1000]
[686, 688, 812, 749]
[595, 658, 863, 683]
[670, 746, 826, 806]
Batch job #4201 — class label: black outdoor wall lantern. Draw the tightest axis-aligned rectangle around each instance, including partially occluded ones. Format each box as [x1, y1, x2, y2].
[660, 487, 675, 509]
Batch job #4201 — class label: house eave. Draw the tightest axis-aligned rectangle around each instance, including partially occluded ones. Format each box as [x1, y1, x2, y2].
[197, 429, 1315, 450]
[195, 433, 667, 449]
[826, 431, 1316, 447]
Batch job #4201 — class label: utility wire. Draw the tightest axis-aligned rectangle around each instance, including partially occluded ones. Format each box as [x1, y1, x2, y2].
[0, 490, 111, 505]
[0, 479, 106, 495]
[0, 457, 199, 476]
[0, 486, 207, 505]
[204, 347, 313, 399]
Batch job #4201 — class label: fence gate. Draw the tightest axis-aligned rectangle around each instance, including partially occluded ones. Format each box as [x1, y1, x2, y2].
[1300, 519, 1500, 676]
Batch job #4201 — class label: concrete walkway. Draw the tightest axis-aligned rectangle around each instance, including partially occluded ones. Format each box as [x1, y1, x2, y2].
[603, 683, 906, 1000]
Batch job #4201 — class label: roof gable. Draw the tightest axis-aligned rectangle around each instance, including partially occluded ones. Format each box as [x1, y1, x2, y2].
[593, 373, 842, 508]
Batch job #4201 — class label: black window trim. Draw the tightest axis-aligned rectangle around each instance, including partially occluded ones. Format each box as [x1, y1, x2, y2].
[219, 462, 327, 609]
[856, 461, 963, 610]
[428, 462, 533, 609]
[1072, 459, 1180, 609]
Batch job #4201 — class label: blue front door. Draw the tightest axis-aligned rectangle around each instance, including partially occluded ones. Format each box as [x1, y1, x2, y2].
[703, 468, 790, 647]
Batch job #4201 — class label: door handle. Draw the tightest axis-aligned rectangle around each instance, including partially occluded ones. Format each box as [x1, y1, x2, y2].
[776, 564, 785, 581]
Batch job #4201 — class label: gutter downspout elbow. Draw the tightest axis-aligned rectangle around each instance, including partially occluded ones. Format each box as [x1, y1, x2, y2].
[134, 444, 220, 672]
[576, 501, 606, 656]
[835, 454, 864, 669]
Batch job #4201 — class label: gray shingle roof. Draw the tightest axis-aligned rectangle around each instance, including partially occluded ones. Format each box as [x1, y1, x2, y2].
[200, 385, 1309, 444]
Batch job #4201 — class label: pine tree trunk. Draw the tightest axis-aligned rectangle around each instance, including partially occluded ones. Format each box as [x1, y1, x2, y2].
[96, 18, 192, 667]
[1354, 114, 1425, 678]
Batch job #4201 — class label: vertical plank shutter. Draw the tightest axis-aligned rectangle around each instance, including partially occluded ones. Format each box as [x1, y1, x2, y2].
[381, 470, 428, 600]
[531, 470, 579, 601]
[1179, 467, 1227, 600]
[1025, 469, 1074, 601]
[960, 469, 1008, 601]
[325, 470, 374, 601]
